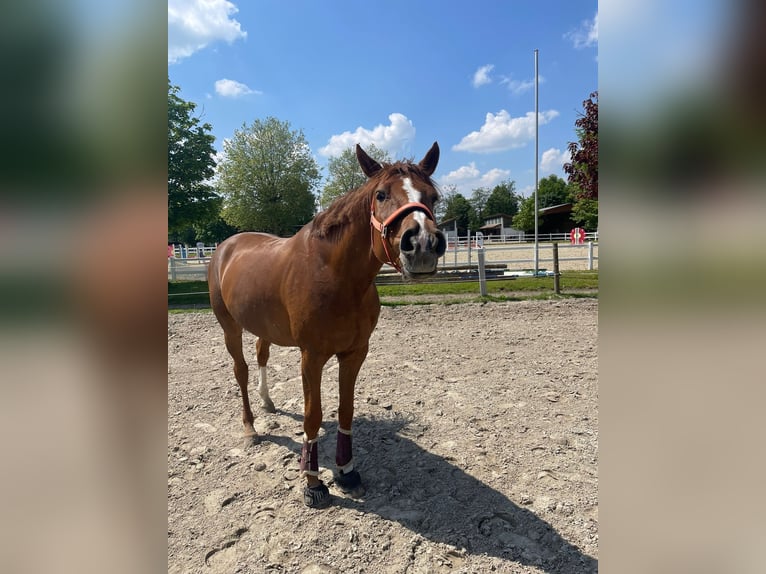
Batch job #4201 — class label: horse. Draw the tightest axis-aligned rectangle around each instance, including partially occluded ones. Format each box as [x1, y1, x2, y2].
[208, 142, 447, 508]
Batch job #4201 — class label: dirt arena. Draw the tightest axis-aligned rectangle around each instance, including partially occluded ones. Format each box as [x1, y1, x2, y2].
[168, 298, 598, 573]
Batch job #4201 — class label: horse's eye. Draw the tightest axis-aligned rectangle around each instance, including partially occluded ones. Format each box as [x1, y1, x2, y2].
[376, 191, 386, 202]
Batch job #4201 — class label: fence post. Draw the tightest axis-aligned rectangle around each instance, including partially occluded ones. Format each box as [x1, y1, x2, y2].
[467, 235, 472, 268]
[588, 240, 594, 270]
[453, 235, 458, 268]
[170, 256, 177, 281]
[552, 242, 560, 294]
[477, 248, 487, 296]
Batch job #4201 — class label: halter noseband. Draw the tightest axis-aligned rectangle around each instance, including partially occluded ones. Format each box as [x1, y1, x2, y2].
[369, 194, 436, 273]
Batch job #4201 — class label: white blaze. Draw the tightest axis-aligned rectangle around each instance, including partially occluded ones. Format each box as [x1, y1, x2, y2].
[402, 177, 427, 228]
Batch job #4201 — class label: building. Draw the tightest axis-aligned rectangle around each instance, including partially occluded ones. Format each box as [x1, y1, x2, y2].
[479, 213, 524, 240]
[537, 203, 576, 234]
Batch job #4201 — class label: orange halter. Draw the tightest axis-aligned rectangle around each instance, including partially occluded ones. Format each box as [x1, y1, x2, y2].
[369, 194, 435, 274]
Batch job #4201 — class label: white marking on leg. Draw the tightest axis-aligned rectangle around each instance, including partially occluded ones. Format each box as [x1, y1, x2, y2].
[258, 366, 272, 405]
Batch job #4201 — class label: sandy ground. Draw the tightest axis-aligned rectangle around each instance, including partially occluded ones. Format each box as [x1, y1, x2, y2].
[168, 298, 598, 573]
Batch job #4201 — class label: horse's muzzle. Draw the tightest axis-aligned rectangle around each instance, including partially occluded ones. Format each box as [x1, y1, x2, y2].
[399, 223, 447, 279]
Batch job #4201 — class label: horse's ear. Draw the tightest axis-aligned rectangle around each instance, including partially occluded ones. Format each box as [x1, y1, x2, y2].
[356, 144, 383, 178]
[418, 142, 440, 176]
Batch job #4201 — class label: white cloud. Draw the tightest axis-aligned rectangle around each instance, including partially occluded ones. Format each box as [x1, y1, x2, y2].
[500, 74, 544, 96]
[540, 147, 571, 175]
[168, 0, 247, 64]
[438, 162, 511, 195]
[502, 78, 533, 95]
[453, 109, 559, 153]
[565, 11, 598, 49]
[214, 78, 261, 98]
[319, 113, 416, 157]
[472, 64, 494, 88]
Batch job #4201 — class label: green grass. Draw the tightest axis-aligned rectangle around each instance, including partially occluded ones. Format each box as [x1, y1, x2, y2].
[168, 280, 210, 306]
[168, 271, 598, 308]
[376, 271, 598, 297]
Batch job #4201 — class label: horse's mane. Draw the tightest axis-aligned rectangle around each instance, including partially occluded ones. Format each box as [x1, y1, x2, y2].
[310, 184, 371, 241]
[311, 161, 435, 242]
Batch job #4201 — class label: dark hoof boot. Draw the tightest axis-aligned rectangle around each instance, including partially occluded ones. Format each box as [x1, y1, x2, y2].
[334, 469, 365, 497]
[303, 482, 331, 509]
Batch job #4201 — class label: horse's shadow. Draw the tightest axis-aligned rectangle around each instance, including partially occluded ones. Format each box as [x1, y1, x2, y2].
[264, 412, 597, 574]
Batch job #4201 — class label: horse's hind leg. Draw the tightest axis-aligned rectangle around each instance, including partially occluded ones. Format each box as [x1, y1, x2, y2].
[255, 338, 276, 413]
[222, 327, 258, 445]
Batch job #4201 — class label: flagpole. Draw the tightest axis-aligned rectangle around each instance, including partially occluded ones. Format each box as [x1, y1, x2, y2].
[534, 49, 539, 276]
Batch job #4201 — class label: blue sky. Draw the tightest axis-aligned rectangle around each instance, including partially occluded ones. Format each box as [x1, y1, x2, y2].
[168, 0, 597, 199]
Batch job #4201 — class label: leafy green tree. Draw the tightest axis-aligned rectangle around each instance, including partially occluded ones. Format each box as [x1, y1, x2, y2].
[320, 143, 391, 209]
[434, 184, 457, 223]
[537, 174, 573, 207]
[468, 187, 490, 230]
[193, 214, 239, 244]
[571, 197, 599, 230]
[168, 79, 219, 236]
[511, 195, 538, 233]
[443, 192, 475, 236]
[484, 180, 519, 216]
[217, 117, 321, 236]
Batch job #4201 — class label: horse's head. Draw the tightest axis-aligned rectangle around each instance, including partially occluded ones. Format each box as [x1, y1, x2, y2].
[358, 142, 447, 280]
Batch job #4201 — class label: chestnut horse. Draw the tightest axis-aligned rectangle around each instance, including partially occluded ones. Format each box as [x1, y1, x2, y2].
[208, 143, 446, 508]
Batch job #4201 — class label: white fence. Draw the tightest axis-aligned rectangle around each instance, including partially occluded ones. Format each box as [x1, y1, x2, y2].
[168, 234, 598, 282]
[439, 235, 598, 275]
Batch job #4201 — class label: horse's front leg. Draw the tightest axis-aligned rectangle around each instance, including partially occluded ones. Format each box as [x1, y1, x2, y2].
[299, 349, 332, 508]
[334, 345, 368, 497]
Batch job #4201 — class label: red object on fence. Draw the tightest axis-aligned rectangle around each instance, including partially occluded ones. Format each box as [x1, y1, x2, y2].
[570, 228, 585, 244]
[168, 244, 174, 258]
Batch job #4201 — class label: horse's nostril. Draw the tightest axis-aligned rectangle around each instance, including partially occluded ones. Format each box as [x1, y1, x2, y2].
[400, 227, 418, 253]
[434, 231, 447, 256]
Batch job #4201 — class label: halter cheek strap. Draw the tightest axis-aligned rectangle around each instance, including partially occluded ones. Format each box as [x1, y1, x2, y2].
[370, 196, 436, 273]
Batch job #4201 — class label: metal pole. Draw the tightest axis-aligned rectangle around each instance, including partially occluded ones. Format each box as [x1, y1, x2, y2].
[552, 242, 560, 294]
[534, 48, 539, 276]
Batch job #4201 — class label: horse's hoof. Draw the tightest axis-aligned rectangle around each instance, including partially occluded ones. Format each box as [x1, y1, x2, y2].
[243, 433, 260, 448]
[334, 469, 365, 497]
[261, 399, 276, 414]
[303, 482, 332, 509]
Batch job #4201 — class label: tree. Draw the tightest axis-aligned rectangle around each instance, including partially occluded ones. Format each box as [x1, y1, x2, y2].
[468, 187, 490, 231]
[564, 91, 598, 199]
[217, 117, 321, 236]
[511, 176, 575, 233]
[168, 79, 219, 236]
[511, 195, 538, 233]
[442, 192, 475, 236]
[193, 215, 239, 244]
[564, 91, 598, 229]
[434, 184, 457, 223]
[537, 174, 573, 207]
[320, 144, 391, 210]
[484, 180, 519, 216]
[571, 197, 599, 230]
